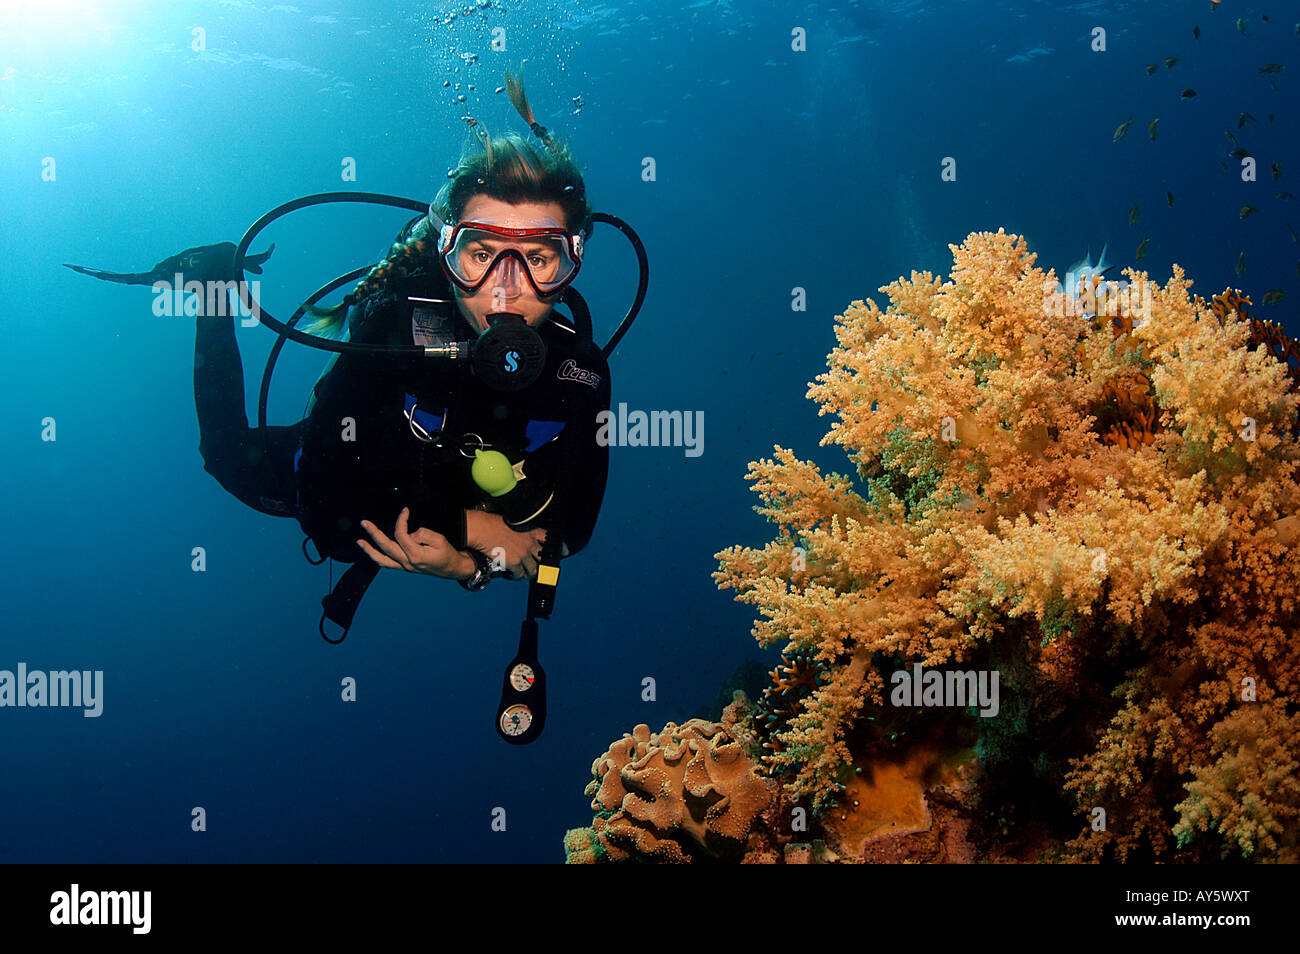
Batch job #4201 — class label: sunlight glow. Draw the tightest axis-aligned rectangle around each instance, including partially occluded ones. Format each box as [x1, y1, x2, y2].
[0, 0, 125, 50]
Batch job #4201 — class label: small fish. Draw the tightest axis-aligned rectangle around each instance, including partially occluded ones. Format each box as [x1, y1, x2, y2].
[1113, 117, 1134, 141]
[1277, 192, 1295, 201]
[1136, 236, 1150, 261]
[1262, 288, 1285, 305]
[1166, 189, 1175, 207]
[1226, 130, 1239, 144]
[1262, 14, 1270, 22]
[1129, 203, 1140, 226]
[1259, 64, 1284, 74]
[1289, 223, 1299, 243]
[1193, 26, 1201, 40]
[1239, 112, 1257, 128]
[1268, 78, 1279, 91]
[1236, 18, 1249, 36]
[1273, 162, 1282, 180]
[1181, 88, 1197, 100]
[1146, 63, 1158, 75]
[1236, 251, 1246, 276]
[1270, 113, 1276, 121]
[1240, 205, 1258, 219]
[1165, 56, 1179, 69]
[1231, 147, 1253, 160]
[1149, 117, 1160, 140]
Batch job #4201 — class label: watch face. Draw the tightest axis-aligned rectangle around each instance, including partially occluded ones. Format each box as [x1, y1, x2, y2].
[463, 551, 491, 588]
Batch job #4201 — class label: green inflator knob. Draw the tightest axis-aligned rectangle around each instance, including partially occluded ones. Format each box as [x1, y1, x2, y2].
[472, 448, 518, 497]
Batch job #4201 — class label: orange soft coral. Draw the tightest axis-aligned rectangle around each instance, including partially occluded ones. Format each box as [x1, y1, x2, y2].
[714, 230, 1300, 859]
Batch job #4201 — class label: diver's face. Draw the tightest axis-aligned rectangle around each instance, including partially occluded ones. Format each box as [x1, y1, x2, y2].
[450, 195, 570, 336]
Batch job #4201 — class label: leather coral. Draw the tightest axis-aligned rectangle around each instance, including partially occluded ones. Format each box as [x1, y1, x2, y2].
[564, 699, 777, 863]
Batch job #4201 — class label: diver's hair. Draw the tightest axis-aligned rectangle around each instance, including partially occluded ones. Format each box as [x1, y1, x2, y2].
[430, 131, 591, 244]
[300, 233, 436, 338]
[304, 71, 590, 339]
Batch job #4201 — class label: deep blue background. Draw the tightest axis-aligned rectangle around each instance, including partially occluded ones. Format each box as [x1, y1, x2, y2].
[1, 0, 1295, 862]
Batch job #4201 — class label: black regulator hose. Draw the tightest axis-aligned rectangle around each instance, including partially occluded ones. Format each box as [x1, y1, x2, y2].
[590, 211, 648, 360]
[232, 192, 431, 358]
[232, 192, 650, 445]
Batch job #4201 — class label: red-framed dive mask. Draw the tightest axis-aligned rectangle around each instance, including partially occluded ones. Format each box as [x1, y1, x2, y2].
[437, 220, 584, 300]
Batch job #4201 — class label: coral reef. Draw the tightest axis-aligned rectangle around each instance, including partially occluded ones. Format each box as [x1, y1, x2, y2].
[564, 695, 781, 863]
[565, 694, 1002, 864]
[1086, 288, 1300, 450]
[820, 738, 982, 863]
[752, 645, 826, 767]
[710, 230, 1300, 861]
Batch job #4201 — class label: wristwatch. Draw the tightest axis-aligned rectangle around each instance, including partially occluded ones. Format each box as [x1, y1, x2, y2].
[458, 547, 495, 591]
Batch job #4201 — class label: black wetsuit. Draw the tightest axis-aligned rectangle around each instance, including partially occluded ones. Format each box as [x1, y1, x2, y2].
[193, 263, 612, 581]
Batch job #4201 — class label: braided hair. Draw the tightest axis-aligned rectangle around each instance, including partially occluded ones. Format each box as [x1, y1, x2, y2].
[303, 69, 590, 339]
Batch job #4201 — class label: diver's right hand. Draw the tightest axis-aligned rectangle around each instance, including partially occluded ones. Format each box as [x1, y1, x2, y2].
[356, 508, 472, 579]
[465, 509, 548, 581]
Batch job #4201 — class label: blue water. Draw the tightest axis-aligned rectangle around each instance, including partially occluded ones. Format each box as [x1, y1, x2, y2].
[1, 0, 1295, 863]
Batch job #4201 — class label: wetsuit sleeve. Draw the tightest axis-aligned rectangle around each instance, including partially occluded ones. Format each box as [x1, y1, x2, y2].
[548, 346, 612, 558]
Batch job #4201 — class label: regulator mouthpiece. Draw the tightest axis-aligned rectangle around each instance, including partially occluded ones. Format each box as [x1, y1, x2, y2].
[473, 313, 546, 391]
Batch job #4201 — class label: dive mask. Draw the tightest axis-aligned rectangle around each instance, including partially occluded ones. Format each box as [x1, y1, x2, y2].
[437, 220, 584, 299]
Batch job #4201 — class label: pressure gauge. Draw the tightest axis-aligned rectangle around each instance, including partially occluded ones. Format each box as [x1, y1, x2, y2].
[500, 704, 533, 737]
[509, 663, 536, 692]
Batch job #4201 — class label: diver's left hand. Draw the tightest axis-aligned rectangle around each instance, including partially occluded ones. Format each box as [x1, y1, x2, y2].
[356, 508, 473, 579]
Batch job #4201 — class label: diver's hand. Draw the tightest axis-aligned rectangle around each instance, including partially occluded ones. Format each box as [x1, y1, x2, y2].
[465, 510, 548, 581]
[357, 508, 474, 579]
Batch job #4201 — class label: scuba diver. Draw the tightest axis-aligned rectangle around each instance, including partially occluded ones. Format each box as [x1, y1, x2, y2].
[218, 86, 611, 623]
[66, 72, 646, 742]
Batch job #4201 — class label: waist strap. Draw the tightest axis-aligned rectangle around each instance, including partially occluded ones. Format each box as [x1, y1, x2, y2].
[319, 560, 381, 643]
